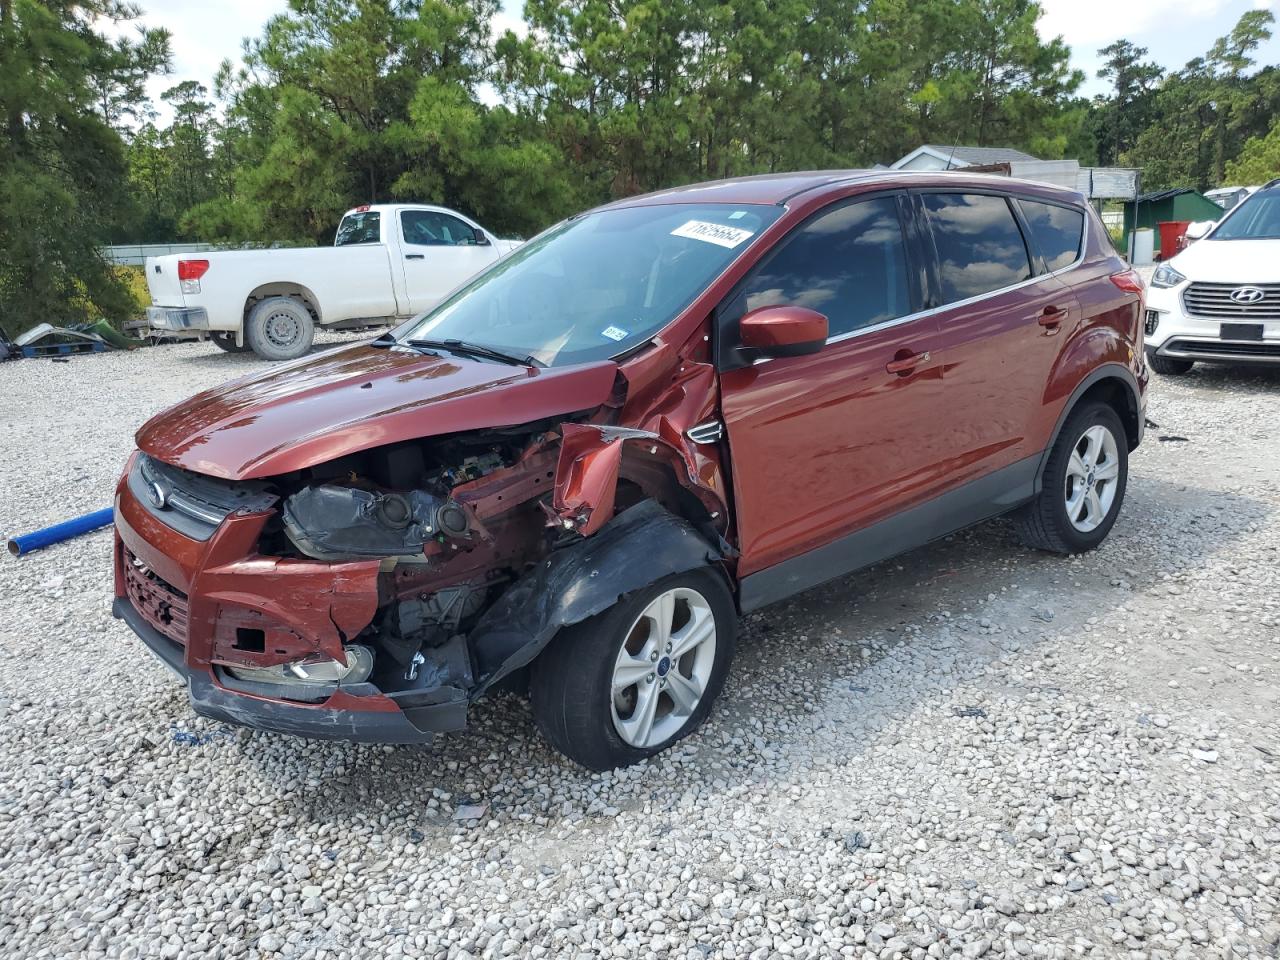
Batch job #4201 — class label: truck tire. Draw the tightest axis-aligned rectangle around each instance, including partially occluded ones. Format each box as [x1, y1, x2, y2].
[210, 332, 250, 353]
[244, 296, 315, 361]
[1015, 401, 1128, 555]
[530, 567, 736, 770]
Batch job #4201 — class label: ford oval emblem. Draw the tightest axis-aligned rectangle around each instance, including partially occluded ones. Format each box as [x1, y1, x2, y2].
[147, 478, 170, 509]
[1229, 286, 1265, 304]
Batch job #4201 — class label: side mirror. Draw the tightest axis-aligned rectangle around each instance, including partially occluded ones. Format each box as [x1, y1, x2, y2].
[1184, 220, 1213, 241]
[739, 305, 828, 358]
[472, 227, 491, 246]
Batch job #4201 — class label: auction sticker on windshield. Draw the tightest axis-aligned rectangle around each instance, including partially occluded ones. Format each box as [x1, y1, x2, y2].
[670, 220, 755, 249]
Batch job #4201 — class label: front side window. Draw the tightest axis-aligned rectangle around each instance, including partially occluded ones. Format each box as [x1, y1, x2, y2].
[735, 196, 911, 339]
[334, 211, 381, 246]
[923, 194, 1032, 303]
[402, 210, 478, 247]
[1210, 189, 1280, 240]
[399, 203, 782, 367]
[1018, 199, 1084, 272]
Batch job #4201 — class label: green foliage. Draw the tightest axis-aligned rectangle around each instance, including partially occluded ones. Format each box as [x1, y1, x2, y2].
[1120, 9, 1276, 191]
[1226, 119, 1280, 184]
[5, 0, 1280, 338]
[0, 0, 171, 338]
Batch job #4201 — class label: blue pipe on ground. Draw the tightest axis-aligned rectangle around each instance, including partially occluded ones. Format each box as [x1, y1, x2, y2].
[6, 508, 114, 557]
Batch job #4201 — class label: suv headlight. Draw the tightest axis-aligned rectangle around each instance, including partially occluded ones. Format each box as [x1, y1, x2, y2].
[1150, 264, 1187, 289]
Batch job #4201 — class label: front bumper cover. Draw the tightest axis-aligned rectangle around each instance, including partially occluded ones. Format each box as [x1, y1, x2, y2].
[114, 595, 467, 742]
[1145, 285, 1280, 364]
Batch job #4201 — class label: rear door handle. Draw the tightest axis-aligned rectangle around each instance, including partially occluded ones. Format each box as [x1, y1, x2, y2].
[405, 253, 425, 260]
[1038, 305, 1067, 327]
[885, 350, 931, 375]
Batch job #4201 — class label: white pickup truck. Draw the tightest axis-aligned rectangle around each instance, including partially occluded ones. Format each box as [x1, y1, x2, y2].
[144, 204, 522, 360]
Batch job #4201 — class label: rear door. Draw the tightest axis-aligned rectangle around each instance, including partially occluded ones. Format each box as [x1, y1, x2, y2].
[917, 191, 1081, 487]
[718, 193, 948, 583]
[397, 209, 499, 314]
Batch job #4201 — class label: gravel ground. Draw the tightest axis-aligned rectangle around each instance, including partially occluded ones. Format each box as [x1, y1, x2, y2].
[1, 330, 1278, 960]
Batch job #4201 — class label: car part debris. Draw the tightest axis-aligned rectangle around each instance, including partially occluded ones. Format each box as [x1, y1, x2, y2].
[8, 508, 114, 557]
[225, 644, 375, 686]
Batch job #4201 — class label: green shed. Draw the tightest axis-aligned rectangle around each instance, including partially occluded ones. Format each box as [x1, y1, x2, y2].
[1122, 188, 1223, 256]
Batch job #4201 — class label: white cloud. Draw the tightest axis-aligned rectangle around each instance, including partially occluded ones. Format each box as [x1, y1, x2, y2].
[1038, 0, 1236, 49]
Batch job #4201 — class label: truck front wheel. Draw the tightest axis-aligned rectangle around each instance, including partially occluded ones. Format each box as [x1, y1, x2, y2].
[244, 296, 315, 361]
[210, 332, 250, 353]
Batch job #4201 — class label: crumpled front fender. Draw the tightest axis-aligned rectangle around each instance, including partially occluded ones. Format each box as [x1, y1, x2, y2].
[467, 500, 725, 693]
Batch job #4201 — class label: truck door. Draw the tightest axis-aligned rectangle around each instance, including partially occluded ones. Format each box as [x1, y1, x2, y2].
[396, 209, 499, 315]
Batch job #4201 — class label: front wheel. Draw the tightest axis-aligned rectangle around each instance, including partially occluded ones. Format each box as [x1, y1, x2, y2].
[1146, 347, 1193, 376]
[530, 567, 736, 770]
[210, 332, 250, 353]
[1015, 402, 1129, 554]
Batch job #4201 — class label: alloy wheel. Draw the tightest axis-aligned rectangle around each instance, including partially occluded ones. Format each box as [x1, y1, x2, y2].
[610, 586, 717, 748]
[1063, 424, 1120, 533]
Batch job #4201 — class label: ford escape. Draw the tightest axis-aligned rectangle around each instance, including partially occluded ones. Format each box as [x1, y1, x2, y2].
[114, 170, 1148, 770]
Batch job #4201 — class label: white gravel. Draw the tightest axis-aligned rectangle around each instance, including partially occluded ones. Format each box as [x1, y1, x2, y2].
[1, 334, 1278, 960]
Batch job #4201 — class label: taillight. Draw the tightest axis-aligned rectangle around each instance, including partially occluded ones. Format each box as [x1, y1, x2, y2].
[178, 259, 209, 294]
[1110, 269, 1144, 295]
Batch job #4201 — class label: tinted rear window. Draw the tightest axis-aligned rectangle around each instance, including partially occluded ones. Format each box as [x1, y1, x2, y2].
[1018, 199, 1084, 271]
[335, 211, 381, 246]
[923, 194, 1032, 303]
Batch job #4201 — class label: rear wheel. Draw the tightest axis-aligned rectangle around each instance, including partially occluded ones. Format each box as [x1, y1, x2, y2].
[244, 296, 315, 361]
[530, 567, 736, 770]
[1146, 347, 1193, 376]
[210, 332, 249, 353]
[1016, 402, 1128, 554]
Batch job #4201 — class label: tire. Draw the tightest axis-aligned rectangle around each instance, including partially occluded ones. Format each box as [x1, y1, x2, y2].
[244, 296, 315, 361]
[210, 331, 250, 353]
[1146, 347, 1193, 376]
[1015, 401, 1129, 555]
[530, 566, 736, 770]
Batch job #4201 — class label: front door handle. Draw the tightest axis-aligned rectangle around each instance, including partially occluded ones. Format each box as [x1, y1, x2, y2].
[1038, 305, 1067, 327]
[405, 253, 425, 260]
[885, 350, 931, 375]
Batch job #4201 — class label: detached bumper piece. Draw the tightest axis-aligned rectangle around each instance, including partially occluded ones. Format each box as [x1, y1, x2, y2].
[113, 595, 468, 743]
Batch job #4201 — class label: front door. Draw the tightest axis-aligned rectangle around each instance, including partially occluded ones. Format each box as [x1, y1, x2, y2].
[398, 209, 498, 314]
[718, 194, 948, 591]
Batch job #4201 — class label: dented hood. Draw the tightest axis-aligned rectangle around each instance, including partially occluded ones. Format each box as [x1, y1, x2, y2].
[136, 344, 618, 480]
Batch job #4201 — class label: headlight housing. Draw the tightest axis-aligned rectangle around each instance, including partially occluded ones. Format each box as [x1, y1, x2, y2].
[1150, 263, 1187, 289]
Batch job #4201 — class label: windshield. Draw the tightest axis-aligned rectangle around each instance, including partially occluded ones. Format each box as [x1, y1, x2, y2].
[335, 211, 382, 246]
[399, 202, 782, 366]
[1210, 189, 1280, 240]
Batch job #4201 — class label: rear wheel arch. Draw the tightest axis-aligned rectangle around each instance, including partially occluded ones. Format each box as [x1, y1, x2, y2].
[243, 281, 323, 326]
[1037, 365, 1141, 494]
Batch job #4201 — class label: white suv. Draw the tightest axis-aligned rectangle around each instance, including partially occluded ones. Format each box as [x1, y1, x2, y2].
[1144, 179, 1280, 375]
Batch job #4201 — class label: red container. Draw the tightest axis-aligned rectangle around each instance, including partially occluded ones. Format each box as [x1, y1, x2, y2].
[1157, 221, 1190, 260]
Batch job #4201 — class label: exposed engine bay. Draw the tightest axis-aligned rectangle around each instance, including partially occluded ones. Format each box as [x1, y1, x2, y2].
[158, 406, 731, 712]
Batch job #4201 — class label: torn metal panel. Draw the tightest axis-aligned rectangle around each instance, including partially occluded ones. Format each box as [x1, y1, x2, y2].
[468, 500, 724, 691]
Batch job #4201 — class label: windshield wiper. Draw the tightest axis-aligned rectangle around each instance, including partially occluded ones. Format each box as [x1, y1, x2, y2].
[406, 338, 545, 368]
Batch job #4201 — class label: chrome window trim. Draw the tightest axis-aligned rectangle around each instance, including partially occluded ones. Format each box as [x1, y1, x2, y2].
[746, 188, 1089, 364]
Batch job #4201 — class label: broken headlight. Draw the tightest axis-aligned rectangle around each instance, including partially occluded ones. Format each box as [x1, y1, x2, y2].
[281, 484, 466, 561]
[224, 644, 375, 687]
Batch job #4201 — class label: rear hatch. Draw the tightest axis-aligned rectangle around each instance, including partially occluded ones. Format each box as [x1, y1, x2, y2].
[144, 256, 187, 307]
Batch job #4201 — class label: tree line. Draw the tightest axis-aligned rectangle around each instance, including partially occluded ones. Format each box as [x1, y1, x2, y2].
[2, 0, 1278, 338]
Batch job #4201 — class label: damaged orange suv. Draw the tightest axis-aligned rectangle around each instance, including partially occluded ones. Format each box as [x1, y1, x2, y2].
[114, 171, 1147, 769]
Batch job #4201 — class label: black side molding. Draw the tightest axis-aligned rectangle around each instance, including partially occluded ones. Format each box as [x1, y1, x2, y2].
[738, 454, 1040, 613]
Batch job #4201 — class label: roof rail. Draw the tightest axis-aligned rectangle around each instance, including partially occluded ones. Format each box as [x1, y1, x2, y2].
[1265, 178, 1280, 189]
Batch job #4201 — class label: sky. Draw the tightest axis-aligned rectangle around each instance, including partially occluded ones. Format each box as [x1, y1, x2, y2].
[114, 0, 1280, 124]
